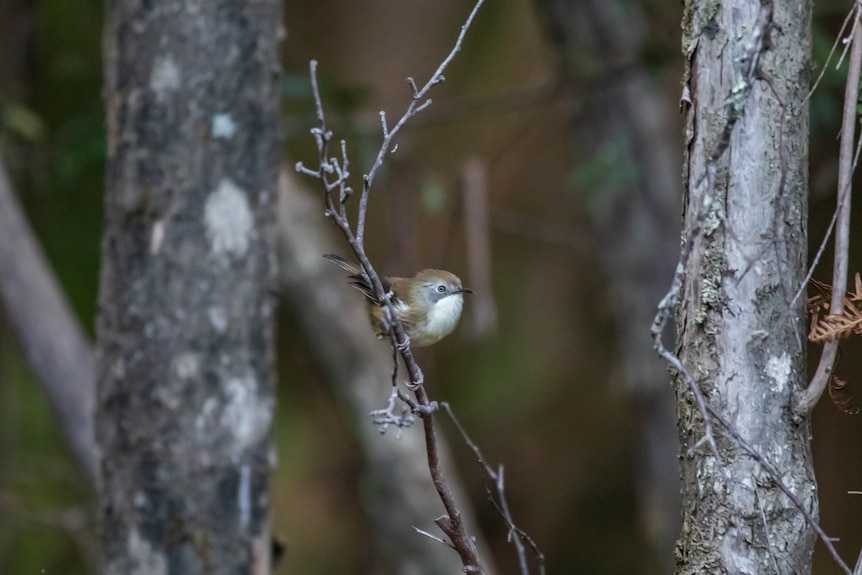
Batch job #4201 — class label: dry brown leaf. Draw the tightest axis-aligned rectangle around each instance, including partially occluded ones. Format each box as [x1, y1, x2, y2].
[808, 278, 832, 314]
[809, 298, 862, 342]
[810, 276, 862, 416]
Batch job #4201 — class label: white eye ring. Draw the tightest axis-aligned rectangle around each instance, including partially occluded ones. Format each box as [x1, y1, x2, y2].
[436, 285, 447, 294]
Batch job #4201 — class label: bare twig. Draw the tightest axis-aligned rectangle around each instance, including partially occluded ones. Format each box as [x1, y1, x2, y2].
[791, 108, 862, 306]
[651, 232, 719, 460]
[356, 0, 486, 246]
[707, 401, 850, 573]
[805, 4, 856, 104]
[296, 1, 487, 572]
[443, 403, 545, 575]
[370, 385, 415, 436]
[798, 13, 862, 414]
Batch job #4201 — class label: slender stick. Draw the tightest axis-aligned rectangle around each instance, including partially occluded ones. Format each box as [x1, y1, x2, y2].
[798, 11, 862, 414]
[443, 402, 545, 575]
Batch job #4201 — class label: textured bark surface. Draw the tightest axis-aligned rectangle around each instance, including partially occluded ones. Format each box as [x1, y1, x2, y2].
[677, 1, 815, 573]
[97, 1, 281, 573]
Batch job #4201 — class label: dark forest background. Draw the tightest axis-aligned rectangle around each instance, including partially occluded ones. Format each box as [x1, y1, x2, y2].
[1, 0, 861, 573]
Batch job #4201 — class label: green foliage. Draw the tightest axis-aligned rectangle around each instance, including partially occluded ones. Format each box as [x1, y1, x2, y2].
[420, 173, 448, 215]
[0, 333, 91, 574]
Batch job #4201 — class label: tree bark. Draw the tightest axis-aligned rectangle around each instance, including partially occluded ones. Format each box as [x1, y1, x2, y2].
[97, 1, 281, 573]
[677, 1, 815, 573]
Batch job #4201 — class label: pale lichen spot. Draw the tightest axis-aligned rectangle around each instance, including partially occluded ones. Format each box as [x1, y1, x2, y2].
[766, 352, 791, 392]
[173, 352, 199, 380]
[195, 397, 218, 431]
[208, 306, 229, 333]
[222, 373, 272, 451]
[212, 114, 237, 140]
[204, 179, 253, 258]
[150, 55, 181, 95]
[150, 219, 166, 254]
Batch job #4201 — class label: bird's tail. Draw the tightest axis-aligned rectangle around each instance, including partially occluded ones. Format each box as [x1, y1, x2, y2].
[323, 254, 381, 303]
[322, 253, 362, 275]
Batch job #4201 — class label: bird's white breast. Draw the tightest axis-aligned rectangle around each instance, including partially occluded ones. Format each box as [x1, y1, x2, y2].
[417, 293, 464, 346]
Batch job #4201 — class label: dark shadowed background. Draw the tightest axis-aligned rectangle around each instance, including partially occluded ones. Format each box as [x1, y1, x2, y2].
[1, 0, 861, 573]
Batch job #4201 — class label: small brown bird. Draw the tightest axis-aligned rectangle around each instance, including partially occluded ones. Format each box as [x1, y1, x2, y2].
[324, 254, 473, 347]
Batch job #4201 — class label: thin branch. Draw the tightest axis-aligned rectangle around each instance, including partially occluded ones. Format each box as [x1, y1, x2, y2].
[443, 402, 545, 575]
[356, 0, 486, 245]
[651, 232, 719, 460]
[804, 4, 856, 104]
[370, 384, 415, 436]
[703, 402, 851, 574]
[792, 197, 840, 308]
[791, 109, 862, 308]
[798, 13, 862, 414]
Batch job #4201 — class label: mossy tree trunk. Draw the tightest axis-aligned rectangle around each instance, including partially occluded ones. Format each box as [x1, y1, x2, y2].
[676, 0, 816, 573]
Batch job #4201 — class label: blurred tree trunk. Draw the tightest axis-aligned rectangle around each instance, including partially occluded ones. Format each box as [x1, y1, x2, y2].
[536, 0, 681, 571]
[96, 0, 281, 573]
[676, 1, 815, 573]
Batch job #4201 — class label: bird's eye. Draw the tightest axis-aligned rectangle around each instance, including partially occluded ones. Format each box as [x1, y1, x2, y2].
[436, 285, 447, 294]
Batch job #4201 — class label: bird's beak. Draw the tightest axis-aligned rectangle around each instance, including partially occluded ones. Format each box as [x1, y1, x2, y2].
[458, 287, 474, 295]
